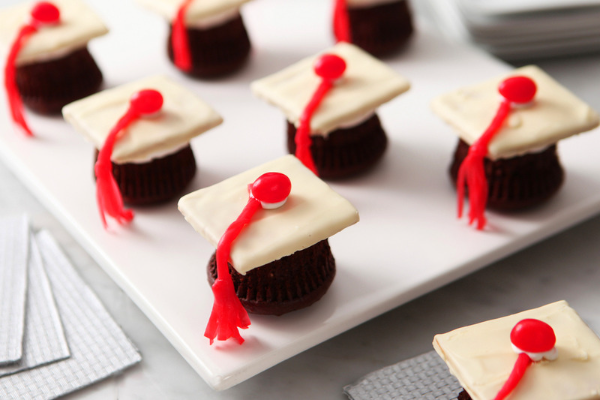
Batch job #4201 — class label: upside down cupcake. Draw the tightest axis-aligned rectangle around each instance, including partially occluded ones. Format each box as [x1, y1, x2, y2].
[433, 301, 600, 400]
[251, 42, 410, 180]
[0, 0, 107, 135]
[333, 0, 414, 57]
[62, 75, 222, 228]
[136, 0, 252, 78]
[431, 65, 600, 230]
[178, 155, 359, 344]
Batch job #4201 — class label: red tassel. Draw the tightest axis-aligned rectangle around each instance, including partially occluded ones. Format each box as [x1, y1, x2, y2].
[205, 173, 291, 345]
[4, 2, 61, 136]
[94, 89, 163, 229]
[172, 0, 194, 72]
[494, 353, 532, 400]
[333, 0, 351, 43]
[295, 54, 347, 175]
[456, 76, 537, 230]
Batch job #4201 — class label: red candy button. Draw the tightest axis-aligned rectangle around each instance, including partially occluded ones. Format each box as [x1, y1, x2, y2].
[510, 319, 556, 353]
[251, 172, 292, 205]
[314, 54, 347, 81]
[499, 76, 537, 104]
[130, 89, 163, 116]
[31, 2, 60, 25]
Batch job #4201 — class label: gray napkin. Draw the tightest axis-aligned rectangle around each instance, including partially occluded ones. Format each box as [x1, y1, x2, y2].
[343, 351, 462, 400]
[0, 215, 29, 365]
[0, 236, 70, 377]
[0, 231, 141, 400]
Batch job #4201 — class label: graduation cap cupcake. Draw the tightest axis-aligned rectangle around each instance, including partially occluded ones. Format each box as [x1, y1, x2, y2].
[178, 155, 359, 344]
[0, 0, 107, 135]
[251, 42, 410, 180]
[135, 0, 252, 78]
[333, 0, 414, 57]
[432, 65, 600, 230]
[433, 301, 600, 400]
[63, 75, 222, 228]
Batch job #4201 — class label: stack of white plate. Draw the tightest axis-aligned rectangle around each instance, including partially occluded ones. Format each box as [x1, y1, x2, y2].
[421, 0, 600, 60]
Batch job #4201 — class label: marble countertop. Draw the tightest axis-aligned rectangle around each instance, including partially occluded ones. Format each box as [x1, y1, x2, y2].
[1, 10, 600, 400]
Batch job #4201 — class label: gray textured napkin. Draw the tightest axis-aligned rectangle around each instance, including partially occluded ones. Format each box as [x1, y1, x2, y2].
[0, 231, 141, 400]
[0, 236, 70, 377]
[343, 351, 462, 400]
[0, 215, 29, 365]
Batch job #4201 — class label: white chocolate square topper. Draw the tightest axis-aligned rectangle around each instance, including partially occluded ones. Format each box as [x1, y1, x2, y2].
[432, 65, 600, 160]
[62, 75, 222, 164]
[135, 0, 251, 25]
[251, 42, 410, 136]
[433, 301, 600, 400]
[178, 155, 360, 274]
[0, 0, 108, 66]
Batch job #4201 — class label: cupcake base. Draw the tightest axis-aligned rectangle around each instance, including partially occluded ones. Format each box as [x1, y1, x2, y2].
[167, 14, 251, 78]
[457, 390, 471, 399]
[94, 144, 197, 206]
[348, 0, 414, 57]
[16, 47, 103, 115]
[449, 139, 564, 210]
[207, 240, 336, 316]
[287, 113, 388, 180]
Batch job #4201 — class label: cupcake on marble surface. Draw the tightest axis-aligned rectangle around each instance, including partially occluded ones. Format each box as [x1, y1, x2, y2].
[433, 301, 600, 400]
[0, 0, 107, 135]
[333, 0, 414, 57]
[178, 155, 359, 344]
[251, 42, 410, 180]
[62, 75, 222, 228]
[432, 65, 599, 230]
[136, 0, 252, 78]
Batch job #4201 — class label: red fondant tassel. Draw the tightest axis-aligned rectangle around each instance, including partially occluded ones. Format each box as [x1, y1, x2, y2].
[4, 2, 60, 136]
[295, 54, 347, 175]
[333, 0, 351, 43]
[172, 0, 194, 72]
[94, 89, 163, 229]
[205, 173, 292, 345]
[456, 76, 537, 230]
[494, 352, 532, 400]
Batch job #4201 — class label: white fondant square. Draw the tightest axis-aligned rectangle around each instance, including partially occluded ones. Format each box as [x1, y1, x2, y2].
[251, 42, 410, 135]
[431, 65, 600, 160]
[178, 155, 359, 274]
[433, 301, 600, 400]
[0, 0, 108, 66]
[62, 75, 222, 164]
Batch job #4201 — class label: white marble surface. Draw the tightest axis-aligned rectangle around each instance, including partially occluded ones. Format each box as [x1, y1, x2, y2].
[1, 2, 600, 399]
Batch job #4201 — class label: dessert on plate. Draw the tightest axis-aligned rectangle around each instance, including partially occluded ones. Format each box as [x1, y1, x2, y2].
[433, 300, 600, 400]
[135, 0, 252, 78]
[62, 75, 222, 228]
[178, 155, 359, 344]
[333, 0, 414, 57]
[431, 65, 600, 230]
[251, 42, 410, 180]
[0, 0, 107, 135]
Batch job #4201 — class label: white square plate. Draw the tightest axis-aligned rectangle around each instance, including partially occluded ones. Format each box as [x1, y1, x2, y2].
[1, 0, 600, 391]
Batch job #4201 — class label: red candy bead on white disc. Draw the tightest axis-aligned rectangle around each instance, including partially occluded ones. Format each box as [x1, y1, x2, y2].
[499, 76, 537, 106]
[30, 2, 60, 26]
[251, 172, 292, 209]
[130, 89, 163, 116]
[510, 319, 558, 361]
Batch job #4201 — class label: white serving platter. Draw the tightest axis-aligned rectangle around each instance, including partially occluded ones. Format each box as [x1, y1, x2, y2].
[1, 0, 600, 391]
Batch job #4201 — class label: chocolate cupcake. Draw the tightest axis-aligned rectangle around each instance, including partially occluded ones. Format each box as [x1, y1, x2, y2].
[136, 0, 252, 78]
[178, 155, 359, 344]
[433, 301, 600, 400]
[432, 65, 599, 229]
[62, 75, 223, 228]
[0, 0, 107, 134]
[252, 42, 410, 180]
[334, 0, 414, 57]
